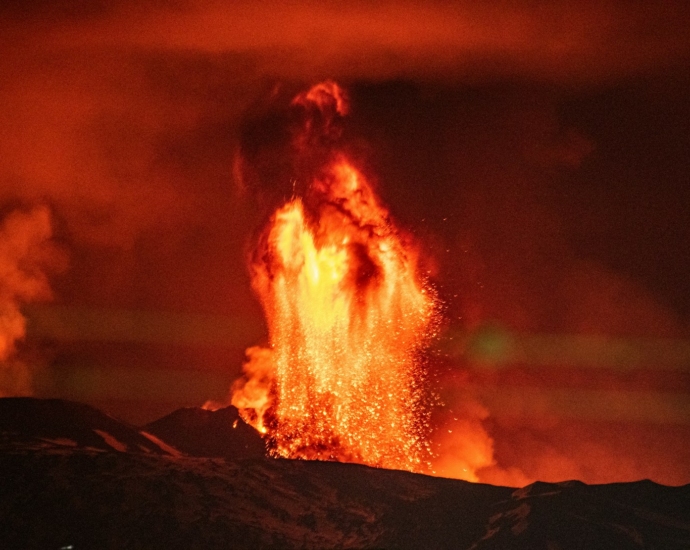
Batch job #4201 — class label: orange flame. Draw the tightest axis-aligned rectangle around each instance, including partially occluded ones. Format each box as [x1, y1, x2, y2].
[292, 80, 349, 117]
[232, 82, 438, 471]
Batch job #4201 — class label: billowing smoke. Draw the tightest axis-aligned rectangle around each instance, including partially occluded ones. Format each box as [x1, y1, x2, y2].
[370, 86, 690, 486]
[0, 206, 62, 396]
[1, 0, 688, 481]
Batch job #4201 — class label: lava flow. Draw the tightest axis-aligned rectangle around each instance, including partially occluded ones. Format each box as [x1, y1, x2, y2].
[231, 82, 438, 472]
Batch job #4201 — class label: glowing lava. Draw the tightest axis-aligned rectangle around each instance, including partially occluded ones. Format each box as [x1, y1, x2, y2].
[232, 83, 438, 471]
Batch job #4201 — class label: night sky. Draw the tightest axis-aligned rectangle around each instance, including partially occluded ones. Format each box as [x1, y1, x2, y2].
[1, 1, 689, 485]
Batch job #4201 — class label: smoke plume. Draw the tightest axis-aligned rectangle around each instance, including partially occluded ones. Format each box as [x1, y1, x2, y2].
[0, 0, 687, 482]
[0, 206, 62, 396]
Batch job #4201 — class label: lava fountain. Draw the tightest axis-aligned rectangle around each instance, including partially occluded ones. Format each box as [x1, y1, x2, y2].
[231, 82, 438, 472]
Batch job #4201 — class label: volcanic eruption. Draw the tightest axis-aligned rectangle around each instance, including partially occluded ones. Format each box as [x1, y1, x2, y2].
[230, 82, 439, 471]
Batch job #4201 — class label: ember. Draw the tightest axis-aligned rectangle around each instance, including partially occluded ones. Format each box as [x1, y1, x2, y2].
[232, 82, 438, 471]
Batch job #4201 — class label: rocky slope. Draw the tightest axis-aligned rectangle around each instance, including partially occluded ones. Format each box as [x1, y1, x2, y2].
[1, 397, 689, 549]
[142, 404, 265, 460]
[0, 397, 178, 456]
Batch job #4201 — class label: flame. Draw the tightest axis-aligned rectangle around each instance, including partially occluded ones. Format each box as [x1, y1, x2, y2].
[232, 82, 438, 471]
[231, 346, 273, 434]
[292, 80, 349, 117]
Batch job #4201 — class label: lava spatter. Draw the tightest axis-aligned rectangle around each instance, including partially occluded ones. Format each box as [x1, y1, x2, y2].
[232, 82, 438, 472]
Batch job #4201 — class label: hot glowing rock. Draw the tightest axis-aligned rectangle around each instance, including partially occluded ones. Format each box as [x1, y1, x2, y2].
[232, 83, 437, 472]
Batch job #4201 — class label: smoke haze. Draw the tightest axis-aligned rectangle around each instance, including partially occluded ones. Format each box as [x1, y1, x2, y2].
[1, 0, 688, 484]
[0, 206, 63, 395]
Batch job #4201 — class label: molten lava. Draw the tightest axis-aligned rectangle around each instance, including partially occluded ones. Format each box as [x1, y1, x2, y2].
[232, 82, 438, 471]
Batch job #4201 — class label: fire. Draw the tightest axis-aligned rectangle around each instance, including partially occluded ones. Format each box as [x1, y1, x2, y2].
[292, 80, 349, 117]
[232, 82, 438, 471]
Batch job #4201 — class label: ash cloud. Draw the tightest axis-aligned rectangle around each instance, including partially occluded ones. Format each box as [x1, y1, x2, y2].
[0, 0, 688, 481]
[370, 84, 690, 486]
[4, 1, 689, 84]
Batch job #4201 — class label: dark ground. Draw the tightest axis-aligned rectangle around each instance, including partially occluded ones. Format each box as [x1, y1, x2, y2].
[1, 398, 689, 549]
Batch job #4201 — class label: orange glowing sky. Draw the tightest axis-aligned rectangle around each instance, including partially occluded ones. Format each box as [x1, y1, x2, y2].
[1, 0, 689, 486]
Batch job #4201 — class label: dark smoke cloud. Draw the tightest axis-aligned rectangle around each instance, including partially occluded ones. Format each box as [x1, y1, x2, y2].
[339, 82, 689, 485]
[0, 0, 688, 480]
[4, 1, 689, 84]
